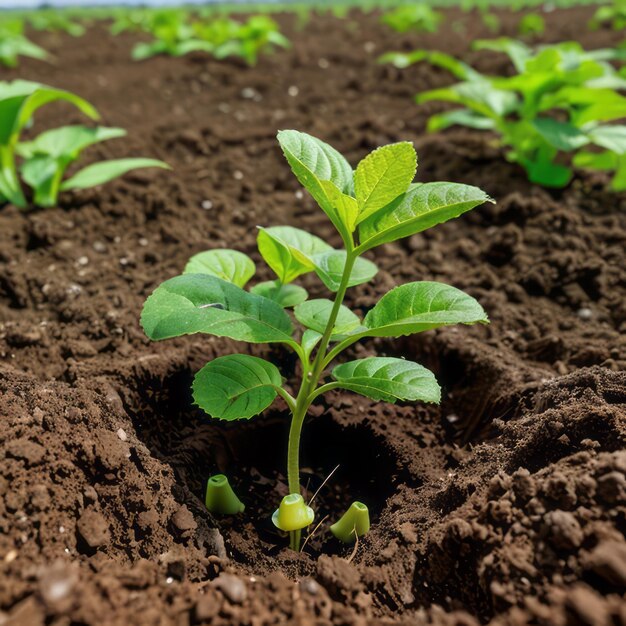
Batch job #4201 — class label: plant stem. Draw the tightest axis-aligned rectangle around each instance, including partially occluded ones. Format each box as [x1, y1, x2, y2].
[310, 253, 357, 381]
[285, 252, 357, 551]
[0, 145, 26, 208]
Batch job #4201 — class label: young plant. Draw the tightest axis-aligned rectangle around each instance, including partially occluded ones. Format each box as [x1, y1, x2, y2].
[16, 125, 169, 208]
[132, 13, 289, 66]
[141, 130, 491, 551]
[206, 16, 290, 66]
[131, 10, 213, 60]
[0, 80, 169, 209]
[381, 4, 442, 34]
[589, 0, 626, 31]
[381, 39, 626, 188]
[518, 13, 545, 37]
[26, 10, 86, 37]
[0, 19, 49, 68]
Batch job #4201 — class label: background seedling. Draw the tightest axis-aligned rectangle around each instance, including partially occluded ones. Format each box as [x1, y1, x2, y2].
[381, 39, 626, 188]
[0, 80, 169, 210]
[141, 130, 492, 551]
[381, 4, 442, 34]
[589, 0, 626, 30]
[131, 12, 289, 65]
[0, 19, 49, 68]
[518, 13, 545, 37]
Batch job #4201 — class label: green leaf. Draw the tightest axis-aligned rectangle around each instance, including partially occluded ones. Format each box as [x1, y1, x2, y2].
[524, 157, 572, 187]
[573, 149, 617, 171]
[277, 130, 355, 244]
[610, 155, 626, 190]
[354, 142, 417, 223]
[250, 280, 308, 308]
[418, 81, 517, 119]
[301, 329, 322, 358]
[20, 155, 58, 193]
[362, 281, 488, 338]
[0, 80, 99, 146]
[358, 182, 493, 252]
[294, 299, 363, 339]
[313, 250, 378, 292]
[532, 118, 589, 152]
[184, 249, 255, 288]
[257, 226, 331, 284]
[61, 158, 170, 190]
[379, 49, 480, 81]
[473, 38, 531, 73]
[575, 90, 626, 125]
[319, 180, 359, 233]
[192, 354, 282, 420]
[141, 274, 294, 344]
[427, 109, 496, 132]
[16, 125, 126, 160]
[587, 125, 626, 154]
[332, 357, 441, 404]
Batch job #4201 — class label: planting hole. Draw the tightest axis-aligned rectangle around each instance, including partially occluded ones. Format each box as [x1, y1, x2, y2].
[124, 363, 402, 563]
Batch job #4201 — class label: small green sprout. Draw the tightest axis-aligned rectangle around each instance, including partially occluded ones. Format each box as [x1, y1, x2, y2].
[590, 0, 626, 31]
[0, 19, 49, 68]
[26, 11, 86, 37]
[331, 502, 370, 543]
[132, 13, 289, 66]
[141, 130, 492, 551]
[381, 4, 442, 34]
[518, 13, 545, 38]
[0, 80, 169, 210]
[381, 39, 626, 188]
[205, 474, 245, 515]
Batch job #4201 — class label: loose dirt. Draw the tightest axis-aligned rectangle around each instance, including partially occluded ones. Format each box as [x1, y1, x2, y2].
[1, 6, 625, 626]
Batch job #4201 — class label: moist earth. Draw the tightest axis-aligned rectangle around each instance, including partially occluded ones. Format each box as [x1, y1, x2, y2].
[1, 6, 625, 626]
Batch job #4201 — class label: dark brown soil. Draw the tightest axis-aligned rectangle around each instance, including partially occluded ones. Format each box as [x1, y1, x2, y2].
[1, 6, 625, 626]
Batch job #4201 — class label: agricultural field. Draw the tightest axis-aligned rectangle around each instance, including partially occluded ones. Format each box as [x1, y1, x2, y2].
[0, 2, 625, 625]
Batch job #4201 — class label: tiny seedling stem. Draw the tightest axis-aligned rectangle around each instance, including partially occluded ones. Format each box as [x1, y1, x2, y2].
[0, 144, 26, 208]
[286, 252, 357, 551]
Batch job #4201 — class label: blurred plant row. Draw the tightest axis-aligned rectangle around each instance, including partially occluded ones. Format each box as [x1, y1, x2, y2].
[2, 0, 626, 193]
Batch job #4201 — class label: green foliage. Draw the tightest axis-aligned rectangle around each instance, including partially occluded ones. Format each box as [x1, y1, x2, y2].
[0, 81, 169, 209]
[518, 12, 545, 37]
[0, 19, 49, 68]
[193, 354, 283, 420]
[130, 11, 289, 65]
[381, 39, 626, 189]
[141, 273, 295, 345]
[26, 11, 86, 36]
[590, 0, 626, 30]
[184, 249, 256, 288]
[381, 4, 443, 34]
[141, 130, 491, 550]
[331, 357, 441, 404]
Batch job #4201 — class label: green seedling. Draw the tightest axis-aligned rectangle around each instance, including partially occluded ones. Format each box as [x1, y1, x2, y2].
[381, 39, 626, 188]
[0, 19, 49, 68]
[480, 11, 501, 34]
[381, 4, 442, 34]
[26, 11, 86, 37]
[590, 0, 626, 31]
[16, 125, 169, 208]
[132, 13, 289, 66]
[518, 13, 545, 37]
[141, 130, 492, 551]
[330, 501, 370, 543]
[272, 494, 315, 538]
[205, 474, 245, 515]
[0, 81, 169, 210]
